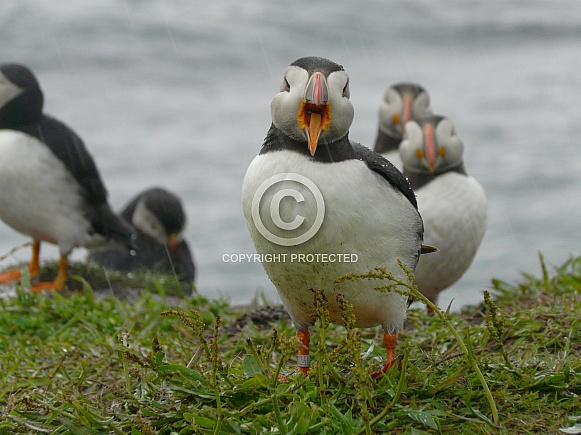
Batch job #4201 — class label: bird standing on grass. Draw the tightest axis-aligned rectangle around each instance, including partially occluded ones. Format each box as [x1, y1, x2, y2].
[373, 82, 432, 169]
[242, 56, 433, 377]
[89, 187, 196, 287]
[0, 63, 135, 292]
[400, 115, 487, 313]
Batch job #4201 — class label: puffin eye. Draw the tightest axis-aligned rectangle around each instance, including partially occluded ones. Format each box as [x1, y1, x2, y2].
[342, 79, 350, 98]
[282, 78, 290, 92]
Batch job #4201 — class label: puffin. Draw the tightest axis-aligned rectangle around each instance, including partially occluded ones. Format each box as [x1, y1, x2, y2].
[242, 57, 433, 377]
[89, 187, 196, 287]
[0, 63, 135, 292]
[399, 115, 487, 313]
[373, 82, 432, 169]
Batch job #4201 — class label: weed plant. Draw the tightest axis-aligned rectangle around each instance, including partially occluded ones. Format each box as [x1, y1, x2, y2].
[0, 254, 580, 434]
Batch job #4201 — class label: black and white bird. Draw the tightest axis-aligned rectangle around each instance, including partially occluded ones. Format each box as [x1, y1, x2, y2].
[0, 63, 135, 292]
[400, 115, 487, 313]
[242, 57, 433, 377]
[89, 187, 196, 287]
[373, 82, 432, 169]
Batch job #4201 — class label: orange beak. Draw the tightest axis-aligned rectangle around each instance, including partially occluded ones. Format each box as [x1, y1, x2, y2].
[423, 123, 437, 171]
[297, 72, 332, 156]
[402, 93, 413, 126]
[168, 233, 179, 252]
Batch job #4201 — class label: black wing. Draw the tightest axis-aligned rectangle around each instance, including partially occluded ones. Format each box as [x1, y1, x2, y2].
[17, 115, 134, 245]
[18, 114, 108, 205]
[351, 141, 418, 209]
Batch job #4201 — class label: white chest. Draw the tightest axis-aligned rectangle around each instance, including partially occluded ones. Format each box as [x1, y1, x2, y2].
[0, 130, 94, 254]
[241, 150, 422, 331]
[413, 172, 488, 297]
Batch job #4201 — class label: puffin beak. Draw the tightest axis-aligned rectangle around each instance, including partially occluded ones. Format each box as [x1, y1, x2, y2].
[402, 93, 413, 126]
[297, 72, 332, 156]
[423, 123, 437, 171]
[168, 233, 179, 252]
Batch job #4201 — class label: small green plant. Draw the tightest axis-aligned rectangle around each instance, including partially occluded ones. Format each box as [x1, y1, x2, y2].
[336, 260, 499, 426]
[1, 253, 580, 433]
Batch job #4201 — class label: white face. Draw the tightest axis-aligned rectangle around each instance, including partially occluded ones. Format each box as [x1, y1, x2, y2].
[132, 198, 169, 244]
[400, 117, 464, 173]
[0, 72, 24, 109]
[270, 65, 354, 144]
[378, 86, 432, 138]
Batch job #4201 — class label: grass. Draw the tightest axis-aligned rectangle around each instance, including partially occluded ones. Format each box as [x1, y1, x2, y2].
[0, 253, 580, 434]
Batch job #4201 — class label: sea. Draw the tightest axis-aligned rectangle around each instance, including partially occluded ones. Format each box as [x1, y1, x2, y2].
[1, 0, 580, 310]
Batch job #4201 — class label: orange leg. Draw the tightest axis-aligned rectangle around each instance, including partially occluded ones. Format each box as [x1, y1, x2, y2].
[426, 296, 438, 316]
[30, 255, 68, 293]
[296, 329, 311, 375]
[0, 240, 42, 284]
[371, 331, 398, 378]
[28, 241, 41, 278]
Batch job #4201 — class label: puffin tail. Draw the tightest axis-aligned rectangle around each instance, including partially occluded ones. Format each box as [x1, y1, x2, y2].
[420, 244, 439, 255]
[90, 203, 137, 250]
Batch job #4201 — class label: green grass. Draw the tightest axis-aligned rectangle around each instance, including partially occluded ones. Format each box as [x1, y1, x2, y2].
[0, 253, 580, 434]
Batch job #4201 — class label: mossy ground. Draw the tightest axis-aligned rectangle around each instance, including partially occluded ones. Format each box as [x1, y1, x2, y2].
[0, 254, 580, 434]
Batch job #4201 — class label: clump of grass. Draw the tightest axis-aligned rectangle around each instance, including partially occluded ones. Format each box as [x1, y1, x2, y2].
[1, 259, 191, 297]
[0, 253, 580, 433]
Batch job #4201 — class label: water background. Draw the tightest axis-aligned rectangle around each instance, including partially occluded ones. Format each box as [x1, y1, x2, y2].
[1, 0, 580, 310]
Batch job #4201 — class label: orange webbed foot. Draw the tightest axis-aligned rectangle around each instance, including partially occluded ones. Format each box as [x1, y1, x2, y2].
[0, 269, 23, 284]
[28, 255, 68, 293]
[371, 331, 399, 379]
[371, 357, 399, 378]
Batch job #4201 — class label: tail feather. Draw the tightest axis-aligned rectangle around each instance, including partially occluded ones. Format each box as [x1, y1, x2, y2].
[421, 244, 438, 255]
[89, 203, 136, 249]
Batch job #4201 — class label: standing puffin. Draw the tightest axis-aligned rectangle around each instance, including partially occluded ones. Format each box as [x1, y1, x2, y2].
[0, 63, 135, 292]
[89, 187, 196, 287]
[373, 82, 432, 169]
[400, 115, 487, 313]
[242, 57, 432, 377]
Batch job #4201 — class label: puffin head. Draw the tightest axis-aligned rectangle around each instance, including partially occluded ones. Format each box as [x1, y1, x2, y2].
[271, 56, 354, 156]
[377, 82, 431, 139]
[0, 63, 44, 125]
[400, 115, 464, 174]
[131, 188, 187, 251]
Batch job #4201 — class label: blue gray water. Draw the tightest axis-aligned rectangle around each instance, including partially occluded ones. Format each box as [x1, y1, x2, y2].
[1, 1, 580, 309]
